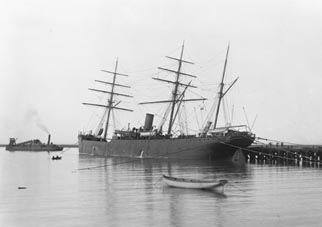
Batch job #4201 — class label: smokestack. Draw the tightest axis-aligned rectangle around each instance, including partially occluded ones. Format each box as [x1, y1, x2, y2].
[144, 113, 154, 131]
[47, 134, 51, 145]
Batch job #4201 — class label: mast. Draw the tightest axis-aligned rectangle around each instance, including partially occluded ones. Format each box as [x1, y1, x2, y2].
[213, 43, 230, 129]
[83, 59, 133, 140]
[104, 59, 118, 140]
[139, 43, 206, 136]
[167, 43, 185, 135]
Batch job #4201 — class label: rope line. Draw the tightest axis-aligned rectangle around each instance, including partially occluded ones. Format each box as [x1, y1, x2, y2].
[152, 176, 163, 187]
[227, 182, 248, 193]
[59, 142, 78, 155]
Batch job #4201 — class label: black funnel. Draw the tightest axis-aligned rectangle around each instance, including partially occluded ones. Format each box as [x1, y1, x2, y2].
[47, 134, 51, 145]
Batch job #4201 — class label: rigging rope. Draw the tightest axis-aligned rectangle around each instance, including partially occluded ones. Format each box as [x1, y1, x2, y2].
[227, 182, 248, 193]
[59, 142, 78, 155]
[95, 108, 108, 135]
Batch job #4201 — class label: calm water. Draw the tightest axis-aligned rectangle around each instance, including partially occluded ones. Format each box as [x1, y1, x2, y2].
[1, 148, 322, 227]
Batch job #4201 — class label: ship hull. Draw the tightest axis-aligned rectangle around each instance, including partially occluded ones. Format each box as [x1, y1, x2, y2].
[78, 134, 254, 160]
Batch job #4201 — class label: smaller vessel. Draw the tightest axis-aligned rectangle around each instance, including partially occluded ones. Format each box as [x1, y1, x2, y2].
[5, 134, 63, 151]
[17, 186, 27, 190]
[51, 155, 62, 160]
[162, 175, 228, 190]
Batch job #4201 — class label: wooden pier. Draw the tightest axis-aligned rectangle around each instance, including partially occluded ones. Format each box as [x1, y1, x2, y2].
[243, 143, 322, 165]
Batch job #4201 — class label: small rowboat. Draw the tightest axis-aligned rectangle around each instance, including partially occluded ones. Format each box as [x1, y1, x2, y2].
[52, 155, 62, 160]
[162, 175, 228, 190]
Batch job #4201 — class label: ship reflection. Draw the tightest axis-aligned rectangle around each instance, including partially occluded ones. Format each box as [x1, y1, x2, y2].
[77, 154, 253, 226]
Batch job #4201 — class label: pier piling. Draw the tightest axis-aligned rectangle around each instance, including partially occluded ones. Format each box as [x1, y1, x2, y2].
[242, 144, 322, 166]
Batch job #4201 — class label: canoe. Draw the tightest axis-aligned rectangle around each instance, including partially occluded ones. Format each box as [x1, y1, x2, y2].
[162, 175, 228, 190]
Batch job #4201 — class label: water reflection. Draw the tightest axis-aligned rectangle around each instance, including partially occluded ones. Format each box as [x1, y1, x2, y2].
[2, 149, 322, 226]
[77, 155, 253, 226]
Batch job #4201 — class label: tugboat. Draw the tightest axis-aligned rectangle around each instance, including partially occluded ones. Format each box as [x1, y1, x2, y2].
[78, 43, 255, 160]
[6, 134, 63, 151]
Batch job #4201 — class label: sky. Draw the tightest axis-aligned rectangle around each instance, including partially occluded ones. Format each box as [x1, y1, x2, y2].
[1, 0, 322, 144]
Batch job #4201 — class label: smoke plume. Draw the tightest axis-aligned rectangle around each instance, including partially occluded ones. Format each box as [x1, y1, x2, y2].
[24, 109, 50, 134]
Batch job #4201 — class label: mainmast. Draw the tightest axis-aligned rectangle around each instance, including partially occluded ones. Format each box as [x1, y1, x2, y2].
[168, 44, 185, 135]
[83, 59, 133, 140]
[140, 43, 206, 135]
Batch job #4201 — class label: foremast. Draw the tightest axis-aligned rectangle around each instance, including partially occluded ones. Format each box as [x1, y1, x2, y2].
[83, 59, 133, 140]
[167, 44, 186, 135]
[140, 43, 206, 136]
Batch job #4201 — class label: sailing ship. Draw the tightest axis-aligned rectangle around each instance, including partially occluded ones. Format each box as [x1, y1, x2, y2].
[78, 44, 255, 160]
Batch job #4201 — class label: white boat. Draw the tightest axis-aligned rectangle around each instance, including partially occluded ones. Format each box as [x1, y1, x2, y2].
[162, 175, 228, 190]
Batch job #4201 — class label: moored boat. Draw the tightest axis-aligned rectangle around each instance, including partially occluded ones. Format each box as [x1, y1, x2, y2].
[52, 155, 62, 160]
[6, 134, 63, 152]
[162, 175, 228, 190]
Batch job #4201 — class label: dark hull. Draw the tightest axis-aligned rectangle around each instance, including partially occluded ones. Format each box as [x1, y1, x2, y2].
[78, 134, 254, 160]
[6, 145, 63, 152]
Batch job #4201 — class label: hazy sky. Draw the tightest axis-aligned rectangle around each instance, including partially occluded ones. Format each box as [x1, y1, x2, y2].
[1, 0, 322, 144]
